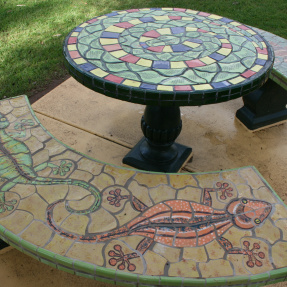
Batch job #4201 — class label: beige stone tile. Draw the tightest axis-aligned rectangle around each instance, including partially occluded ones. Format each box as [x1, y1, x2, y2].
[60, 214, 89, 235]
[177, 186, 202, 202]
[90, 173, 115, 192]
[134, 173, 168, 188]
[104, 165, 135, 186]
[21, 220, 53, 247]
[44, 234, 73, 256]
[18, 194, 48, 221]
[127, 180, 153, 207]
[272, 241, 287, 268]
[168, 260, 199, 277]
[67, 242, 105, 266]
[205, 240, 225, 260]
[169, 174, 198, 189]
[9, 184, 36, 199]
[152, 243, 180, 263]
[255, 219, 281, 244]
[115, 203, 139, 226]
[88, 208, 117, 233]
[199, 259, 233, 277]
[37, 184, 68, 204]
[183, 246, 207, 262]
[24, 136, 44, 154]
[0, 210, 33, 234]
[275, 219, 287, 240]
[143, 250, 167, 275]
[149, 185, 176, 203]
[67, 194, 96, 212]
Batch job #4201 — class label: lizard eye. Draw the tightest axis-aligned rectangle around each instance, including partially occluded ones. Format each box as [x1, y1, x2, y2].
[254, 218, 261, 224]
[0, 118, 6, 121]
[241, 198, 248, 204]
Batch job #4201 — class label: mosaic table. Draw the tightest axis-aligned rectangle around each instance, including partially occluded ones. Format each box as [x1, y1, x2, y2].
[1, 95, 287, 286]
[63, 8, 274, 172]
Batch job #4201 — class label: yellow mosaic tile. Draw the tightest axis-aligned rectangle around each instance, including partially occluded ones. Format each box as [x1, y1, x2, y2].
[136, 58, 153, 67]
[21, 221, 53, 247]
[9, 184, 36, 199]
[105, 25, 125, 33]
[183, 246, 207, 262]
[91, 68, 109, 78]
[44, 234, 73, 255]
[157, 28, 172, 35]
[67, 194, 96, 211]
[255, 219, 281, 244]
[205, 239, 225, 259]
[88, 208, 117, 233]
[77, 157, 102, 175]
[67, 242, 105, 266]
[163, 46, 173, 53]
[144, 250, 167, 275]
[199, 259, 233, 277]
[104, 165, 134, 186]
[193, 84, 213, 90]
[127, 181, 153, 207]
[134, 173, 168, 187]
[153, 243, 181, 263]
[61, 214, 89, 234]
[90, 173, 115, 191]
[37, 184, 68, 204]
[149, 185, 176, 203]
[18, 194, 48, 221]
[274, 220, 287, 240]
[122, 79, 141, 87]
[168, 260, 199, 277]
[229, 76, 245, 84]
[110, 50, 128, 59]
[74, 58, 87, 65]
[100, 38, 119, 45]
[0, 210, 33, 234]
[157, 85, 173, 91]
[272, 242, 287, 268]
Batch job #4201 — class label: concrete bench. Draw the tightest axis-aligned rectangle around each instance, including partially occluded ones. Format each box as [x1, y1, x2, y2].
[236, 28, 287, 130]
[0, 95, 287, 286]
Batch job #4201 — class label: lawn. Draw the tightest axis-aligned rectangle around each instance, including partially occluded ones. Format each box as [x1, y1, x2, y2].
[1, 0, 286, 99]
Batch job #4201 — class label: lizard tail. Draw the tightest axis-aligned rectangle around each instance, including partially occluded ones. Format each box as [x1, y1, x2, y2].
[32, 178, 101, 215]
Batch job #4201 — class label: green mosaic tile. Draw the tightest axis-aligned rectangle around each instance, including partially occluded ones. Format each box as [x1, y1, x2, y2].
[54, 254, 74, 268]
[116, 271, 138, 282]
[4, 230, 21, 245]
[20, 239, 38, 253]
[226, 276, 250, 286]
[206, 277, 227, 286]
[75, 271, 95, 280]
[74, 260, 95, 274]
[95, 275, 116, 285]
[40, 258, 57, 269]
[37, 247, 56, 261]
[138, 275, 160, 286]
[95, 266, 116, 279]
[269, 268, 287, 279]
[57, 265, 75, 275]
[183, 278, 206, 286]
[160, 276, 182, 286]
[22, 249, 39, 261]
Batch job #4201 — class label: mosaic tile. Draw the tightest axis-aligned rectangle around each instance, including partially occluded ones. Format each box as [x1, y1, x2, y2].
[0, 96, 287, 286]
[64, 8, 273, 106]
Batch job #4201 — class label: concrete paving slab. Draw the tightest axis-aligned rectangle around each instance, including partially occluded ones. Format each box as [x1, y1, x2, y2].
[35, 113, 130, 166]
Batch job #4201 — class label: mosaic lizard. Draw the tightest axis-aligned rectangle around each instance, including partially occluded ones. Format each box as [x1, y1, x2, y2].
[47, 186, 272, 271]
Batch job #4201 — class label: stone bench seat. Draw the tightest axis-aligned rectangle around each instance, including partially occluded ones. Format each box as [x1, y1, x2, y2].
[0, 95, 287, 287]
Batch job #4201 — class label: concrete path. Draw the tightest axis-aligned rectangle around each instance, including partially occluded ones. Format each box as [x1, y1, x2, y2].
[0, 77, 286, 286]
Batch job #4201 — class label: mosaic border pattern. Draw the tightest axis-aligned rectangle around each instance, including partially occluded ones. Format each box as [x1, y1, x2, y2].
[63, 8, 274, 106]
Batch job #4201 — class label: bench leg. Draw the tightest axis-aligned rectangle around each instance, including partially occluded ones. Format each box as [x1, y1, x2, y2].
[0, 239, 9, 250]
[236, 79, 287, 130]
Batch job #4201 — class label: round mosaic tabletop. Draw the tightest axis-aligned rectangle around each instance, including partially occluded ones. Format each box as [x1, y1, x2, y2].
[64, 8, 274, 106]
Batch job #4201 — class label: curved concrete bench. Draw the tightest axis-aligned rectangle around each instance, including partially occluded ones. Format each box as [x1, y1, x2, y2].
[0, 95, 287, 286]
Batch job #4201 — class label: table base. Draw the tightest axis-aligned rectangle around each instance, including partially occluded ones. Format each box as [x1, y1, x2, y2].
[123, 137, 192, 172]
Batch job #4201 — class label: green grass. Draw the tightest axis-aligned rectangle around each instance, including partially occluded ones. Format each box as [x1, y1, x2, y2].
[1, 0, 286, 99]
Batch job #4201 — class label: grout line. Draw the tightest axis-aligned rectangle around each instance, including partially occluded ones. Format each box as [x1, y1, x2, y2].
[34, 110, 134, 150]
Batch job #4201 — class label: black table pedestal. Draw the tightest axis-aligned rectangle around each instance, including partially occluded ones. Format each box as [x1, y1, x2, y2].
[123, 106, 192, 172]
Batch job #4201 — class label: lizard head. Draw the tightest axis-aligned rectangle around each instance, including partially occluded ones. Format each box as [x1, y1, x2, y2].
[0, 113, 9, 129]
[227, 198, 272, 229]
